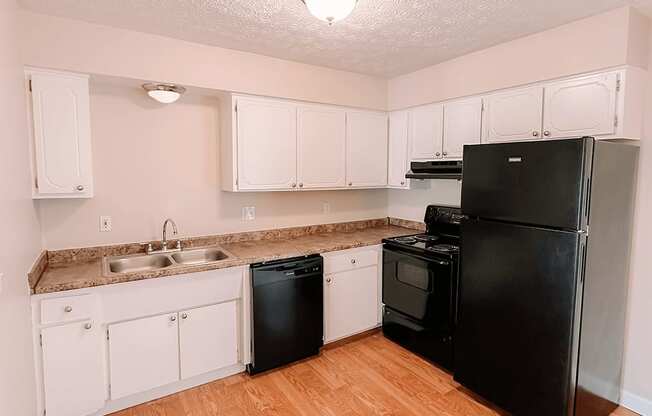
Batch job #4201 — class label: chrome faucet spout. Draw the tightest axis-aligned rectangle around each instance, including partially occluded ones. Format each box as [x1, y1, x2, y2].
[162, 218, 178, 249]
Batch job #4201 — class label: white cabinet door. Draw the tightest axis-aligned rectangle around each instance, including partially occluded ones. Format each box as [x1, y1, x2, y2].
[236, 98, 297, 190]
[109, 313, 180, 399]
[409, 103, 443, 160]
[388, 111, 409, 188]
[179, 302, 238, 380]
[297, 106, 346, 189]
[443, 98, 483, 159]
[41, 321, 105, 416]
[484, 86, 544, 143]
[29, 71, 93, 198]
[543, 73, 619, 139]
[324, 266, 379, 343]
[345, 111, 388, 188]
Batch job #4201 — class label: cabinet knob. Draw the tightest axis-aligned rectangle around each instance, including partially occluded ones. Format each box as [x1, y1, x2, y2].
[543, 130, 551, 137]
[400, 181, 405, 185]
[351, 258, 356, 264]
[170, 315, 177, 322]
[64, 306, 73, 313]
[326, 277, 332, 283]
[291, 183, 297, 188]
[435, 152, 441, 157]
[348, 182, 353, 186]
[442, 152, 448, 156]
[76, 185, 85, 191]
[84, 322, 92, 330]
[299, 183, 304, 188]
[181, 313, 188, 320]
[532, 131, 540, 137]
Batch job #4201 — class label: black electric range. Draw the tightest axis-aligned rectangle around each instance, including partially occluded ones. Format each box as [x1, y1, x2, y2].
[381, 205, 463, 371]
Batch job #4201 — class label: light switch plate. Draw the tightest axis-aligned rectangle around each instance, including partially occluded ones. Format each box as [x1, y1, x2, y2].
[100, 216, 112, 232]
[322, 202, 331, 214]
[242, 206, 256, 221]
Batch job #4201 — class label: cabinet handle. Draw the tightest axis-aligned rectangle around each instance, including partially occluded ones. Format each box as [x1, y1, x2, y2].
[64, 306, 73, 313]
[76, 185, 85, 191]
[326, 277, 332, 283]
[532, 131, 540, 137]
[181, 313, 188, 320]
[84, 322, 92, 330]
[170, 315, 177, 322]
[543, 131, 551, 137]
[435, 152, 441, 157]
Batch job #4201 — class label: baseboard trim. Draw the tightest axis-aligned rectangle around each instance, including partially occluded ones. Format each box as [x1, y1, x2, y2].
[621, 389, 652, 415]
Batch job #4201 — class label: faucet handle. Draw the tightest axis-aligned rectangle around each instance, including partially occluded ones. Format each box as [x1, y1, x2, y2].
[143, 243, 154, 254]
[176, 240, 182, 250]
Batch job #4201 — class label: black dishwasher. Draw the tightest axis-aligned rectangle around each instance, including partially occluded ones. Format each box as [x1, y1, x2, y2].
[247, 254, 323, 375]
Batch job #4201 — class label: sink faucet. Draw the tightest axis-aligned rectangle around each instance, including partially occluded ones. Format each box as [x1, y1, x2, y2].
[146, 218, 182, 254]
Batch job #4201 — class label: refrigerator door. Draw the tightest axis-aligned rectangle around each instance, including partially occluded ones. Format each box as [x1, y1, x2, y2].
[462, 137, 593, 230]
[455, 219, 584, 416]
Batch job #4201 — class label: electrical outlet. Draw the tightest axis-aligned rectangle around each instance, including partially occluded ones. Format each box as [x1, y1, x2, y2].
[242, 207, 256, 221]
[322, 202, 331, 214]
[100, 216, 112, 232]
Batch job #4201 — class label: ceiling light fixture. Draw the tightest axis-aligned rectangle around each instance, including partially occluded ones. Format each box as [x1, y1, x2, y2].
[142, 83, 186, 104]
[302, 0, 358, 25]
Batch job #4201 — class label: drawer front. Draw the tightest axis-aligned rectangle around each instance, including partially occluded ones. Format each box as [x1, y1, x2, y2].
[41, 294, 95, 325]
[324, 247, 379, 275]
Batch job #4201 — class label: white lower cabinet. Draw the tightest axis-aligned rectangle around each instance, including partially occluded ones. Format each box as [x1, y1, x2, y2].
[41, 321, 105, 416]
[109, 313, 180, 399]
[179, 302, 238, 379]
[323, 246, 381, 343]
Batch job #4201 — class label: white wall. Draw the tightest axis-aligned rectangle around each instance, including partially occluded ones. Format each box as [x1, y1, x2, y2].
[621, 27, 652, 416]
[0, 1, 42, 415]
[38, 82, 388, 249]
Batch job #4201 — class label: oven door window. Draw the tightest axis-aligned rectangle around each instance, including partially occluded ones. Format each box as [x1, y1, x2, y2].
[383, 248, 453, 325]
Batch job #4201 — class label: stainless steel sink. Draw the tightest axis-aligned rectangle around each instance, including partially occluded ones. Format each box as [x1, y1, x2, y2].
[171, 248, 229, 265]
[104, 247, 233, 275]
[108, 254, 174, 274]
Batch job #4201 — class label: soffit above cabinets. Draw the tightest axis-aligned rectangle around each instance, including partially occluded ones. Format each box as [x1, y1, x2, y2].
[17, 0, 652, 77]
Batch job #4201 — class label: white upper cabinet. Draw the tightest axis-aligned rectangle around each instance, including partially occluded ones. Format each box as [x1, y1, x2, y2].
[409, 103, 444, 160]
[27, 69, 93, 199]
[484, 86, 544, 143]
[543, 73, 619, 139]
[388, 111, 410, 188]
[346, 111, 388, 188]
[443, 98, 483, 159]
[236, 97, 297, 191]
[41, 321, 105, 416]
[297, 106, 346, 189]
[179, 302, 238, 380]
[109, 313, 180, 399]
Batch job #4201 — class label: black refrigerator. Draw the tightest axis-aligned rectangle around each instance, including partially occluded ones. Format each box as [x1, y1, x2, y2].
[455, 137, 638, 416]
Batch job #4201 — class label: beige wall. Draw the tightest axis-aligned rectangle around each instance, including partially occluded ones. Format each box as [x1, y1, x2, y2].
[388, 7, 645, 110]
[621, 27, 652, 414]
[0, 1, 42, 415]
[38, 82, 388, 249]
[18, 11, 387, 111]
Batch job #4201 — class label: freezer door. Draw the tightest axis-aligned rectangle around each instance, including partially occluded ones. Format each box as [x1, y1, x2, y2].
[455, 219, 583, 416]
[462, 137, 593, 230]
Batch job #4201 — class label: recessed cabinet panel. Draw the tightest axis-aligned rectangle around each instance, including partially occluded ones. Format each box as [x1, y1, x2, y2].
[29, 71, 93, 198]
[41, 321, 105, 416]
[388, 111, 410, 188]
[236, 98, 297, 190]
[324, 266, 379, 342]
[179, 302, 238, 379]
[109, 313, 180, 399]
[297, 106, 346, 189]
[544, 73, 619, 139]
[409, 104, 443, 160]
[484, 87, 544, 143]
[443, 98, 483, 159]
[346, 111, 388, 187]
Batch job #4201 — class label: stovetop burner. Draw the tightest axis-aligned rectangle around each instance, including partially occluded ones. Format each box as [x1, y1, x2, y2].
[394, 236, 418, 245]
[414, 234, 439, 243]
[426, 244, 460, 253]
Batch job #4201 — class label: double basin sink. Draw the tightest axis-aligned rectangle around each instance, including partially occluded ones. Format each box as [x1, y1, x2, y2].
[104, 247, 232, 275]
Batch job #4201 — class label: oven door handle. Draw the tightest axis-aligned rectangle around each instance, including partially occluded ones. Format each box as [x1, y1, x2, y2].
[384, 247, 450, 266]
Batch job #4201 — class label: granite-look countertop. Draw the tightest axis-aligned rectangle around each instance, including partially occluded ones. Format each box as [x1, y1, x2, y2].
[33, 224, 417, 295]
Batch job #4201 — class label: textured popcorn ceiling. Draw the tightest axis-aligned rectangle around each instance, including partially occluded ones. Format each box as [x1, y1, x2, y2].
[17, 0, 652, 77]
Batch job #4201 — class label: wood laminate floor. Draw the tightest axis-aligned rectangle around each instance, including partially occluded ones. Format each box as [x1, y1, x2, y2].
[111, 332, 639, 416]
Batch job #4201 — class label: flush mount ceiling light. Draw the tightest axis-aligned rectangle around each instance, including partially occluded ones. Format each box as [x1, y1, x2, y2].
[302, 0, 358, 24]
[142, 83, 186, 104]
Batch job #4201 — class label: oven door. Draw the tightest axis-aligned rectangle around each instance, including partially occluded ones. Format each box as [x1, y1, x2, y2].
[382, 246, 455, 330]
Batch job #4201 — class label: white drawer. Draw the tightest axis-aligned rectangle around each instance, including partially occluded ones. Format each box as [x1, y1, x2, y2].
[41, 294, 95, 325]
[324, 246, 379, 275]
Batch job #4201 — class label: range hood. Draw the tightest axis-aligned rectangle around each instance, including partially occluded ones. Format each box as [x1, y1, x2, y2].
[405, 160, 463, 180]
